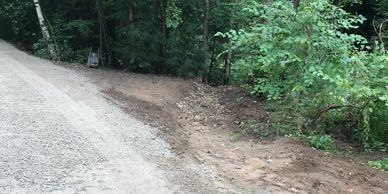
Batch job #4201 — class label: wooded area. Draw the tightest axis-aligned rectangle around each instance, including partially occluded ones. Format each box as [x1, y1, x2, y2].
[0, 0, 387, 151]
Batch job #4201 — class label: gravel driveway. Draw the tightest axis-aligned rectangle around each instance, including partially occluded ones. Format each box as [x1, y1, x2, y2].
[0, 40, 225, 194]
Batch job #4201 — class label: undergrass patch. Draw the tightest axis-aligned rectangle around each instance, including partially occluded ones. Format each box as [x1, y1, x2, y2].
[368, 158, 388, 171]
[230, 120, 271, 142]
[287, 132, 339, 153]
[306, 134, 335, 151]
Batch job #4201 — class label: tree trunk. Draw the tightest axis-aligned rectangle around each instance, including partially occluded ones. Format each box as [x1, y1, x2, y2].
[96, 0, 105, 67]
[96, 0, 112, 67]
[128, 0, 133, 22]
[224, 39, 232, 85]
[224, 10, 234, 85]
[158, 0, 167, 74]
[208, 39, 217, 83]
[292, 0, 300, 11]
[109, 0, 117, 68]
[127, 0, 135, 68]
[33, 0, 58, 60]
[202, 0, 209, 83]
[43, 13, 60, 61]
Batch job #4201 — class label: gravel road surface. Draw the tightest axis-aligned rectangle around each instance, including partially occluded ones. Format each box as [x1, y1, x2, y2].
[0, 40, 225, 194]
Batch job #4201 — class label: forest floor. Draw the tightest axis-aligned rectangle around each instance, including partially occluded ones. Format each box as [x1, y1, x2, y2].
[63, 63, 388, 194]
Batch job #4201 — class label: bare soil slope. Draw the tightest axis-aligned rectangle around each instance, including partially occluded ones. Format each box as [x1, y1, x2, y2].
[65, 64, 388, 194]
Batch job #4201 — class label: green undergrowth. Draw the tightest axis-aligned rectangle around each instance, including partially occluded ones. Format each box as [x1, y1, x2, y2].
[230, 120, 271, 142]
[368, 158, 388, 171]
[292, 132, 339, 153]
[227, 0, 388, 152]
[231, 100, 339, 153]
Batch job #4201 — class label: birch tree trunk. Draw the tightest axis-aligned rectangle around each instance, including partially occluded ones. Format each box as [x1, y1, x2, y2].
[33, 0, 58, 60]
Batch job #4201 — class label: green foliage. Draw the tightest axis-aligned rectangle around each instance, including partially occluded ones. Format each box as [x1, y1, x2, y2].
[307, 134, 335, 151]
[349, 46, 388, 149]
[0, 0, 238, 76]
[230, 0, 388, 149]
[374, 0, 388, 17]
[0, 0, 39, 44]
[166, 0, 182, 28]
[0, 16, 12, 39]
[32, 39, 51, 59]
[286, 131, 338, 152]
[63, 19, 94, 38]
[233, 0, 366, 99]
[368, 158, 388, 171]
[337, 0, 362, 6]
[369, 102, 388, 143]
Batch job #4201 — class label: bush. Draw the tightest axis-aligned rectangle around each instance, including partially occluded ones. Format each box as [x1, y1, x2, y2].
[368, 158, 388, 171]
[32, 39, 51, 59]
[307, 134, 335, 151]
[230, 0, 388, 149]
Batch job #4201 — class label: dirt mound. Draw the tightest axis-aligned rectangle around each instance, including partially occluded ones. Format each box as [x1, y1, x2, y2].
[102, 88, 188, 153]
[68, 65, 388, 194]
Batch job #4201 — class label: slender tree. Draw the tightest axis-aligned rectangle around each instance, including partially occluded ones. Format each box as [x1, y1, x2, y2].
[202, 0, 209, 83]
[33, 0, 58, 60]
[128, 0, 133, 22]
[224, 11, 233, 85]
[157, 0, 167, 74]
[96, 0, 113, 67]
[293, 0, 300, 10]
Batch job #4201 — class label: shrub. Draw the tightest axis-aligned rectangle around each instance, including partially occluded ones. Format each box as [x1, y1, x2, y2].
[368, 158, 388, 171]
[307, 134, 335, 151]
[230, 0, 388, 149]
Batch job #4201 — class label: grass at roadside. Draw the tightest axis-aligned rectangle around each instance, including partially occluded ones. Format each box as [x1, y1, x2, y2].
[368, 158, 388, 171]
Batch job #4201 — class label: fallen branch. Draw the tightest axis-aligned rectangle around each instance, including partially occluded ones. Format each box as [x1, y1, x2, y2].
[313, 104, 355, 124]
[373, 19, 388, 51]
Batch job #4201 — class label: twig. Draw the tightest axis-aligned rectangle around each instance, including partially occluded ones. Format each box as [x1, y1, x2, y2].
[373, 19, 388, 50]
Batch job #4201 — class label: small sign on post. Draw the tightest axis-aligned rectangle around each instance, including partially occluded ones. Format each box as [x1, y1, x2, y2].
[87, 47, 99, 68]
